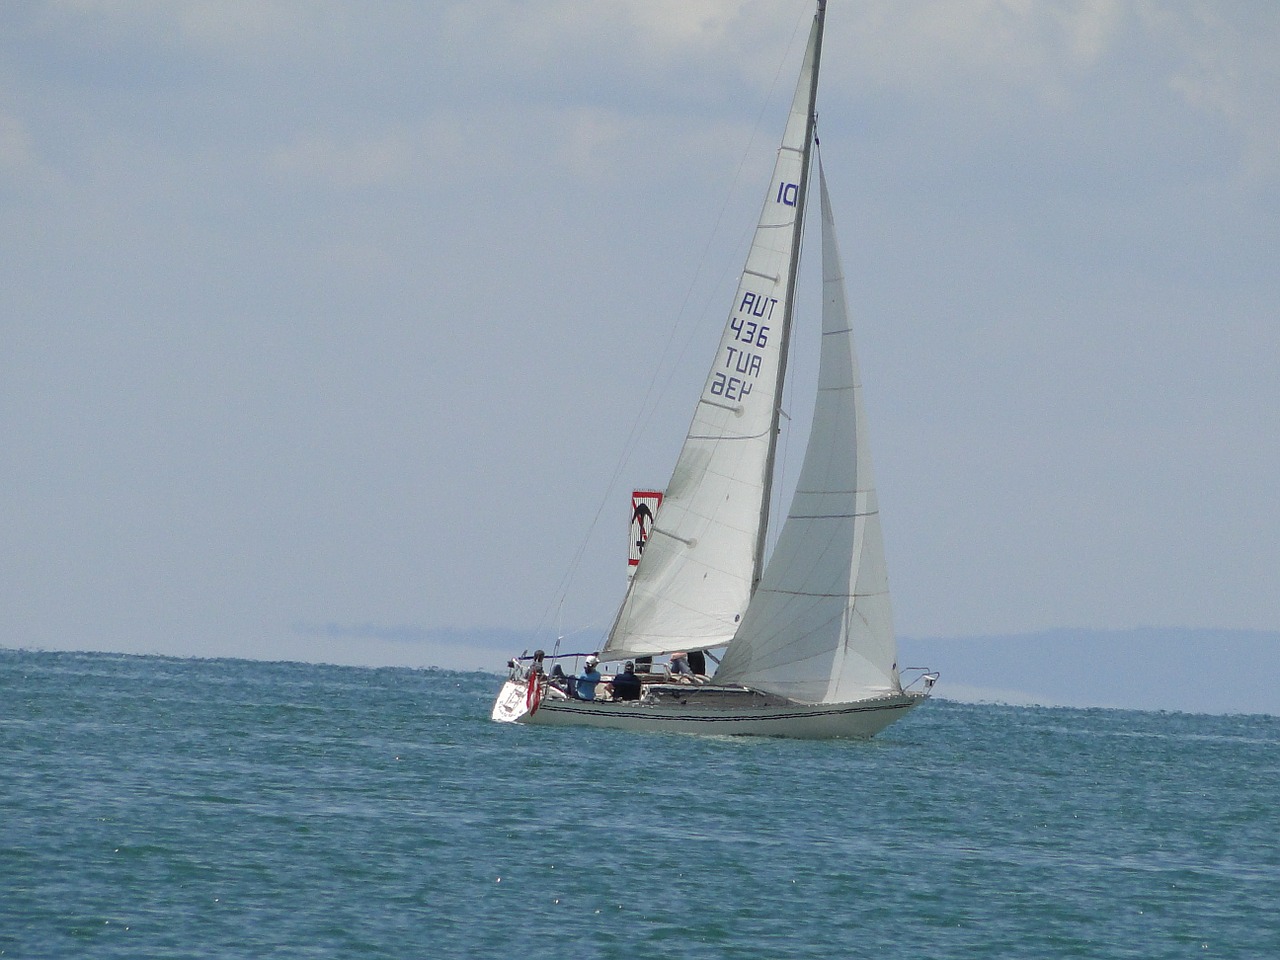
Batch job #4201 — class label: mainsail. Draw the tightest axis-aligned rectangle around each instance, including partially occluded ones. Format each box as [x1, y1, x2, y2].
[714, 159, 900, 705]
[601, 8, 825, 661]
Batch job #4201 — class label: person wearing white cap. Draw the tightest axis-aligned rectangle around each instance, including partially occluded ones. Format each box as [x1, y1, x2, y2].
[572, 655, 602, 701]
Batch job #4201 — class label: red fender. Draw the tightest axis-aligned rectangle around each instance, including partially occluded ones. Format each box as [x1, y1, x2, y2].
[526, 672, 543, 714]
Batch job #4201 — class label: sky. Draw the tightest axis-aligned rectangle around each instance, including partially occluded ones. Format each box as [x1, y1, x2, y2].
[3, 1, 1278, 692]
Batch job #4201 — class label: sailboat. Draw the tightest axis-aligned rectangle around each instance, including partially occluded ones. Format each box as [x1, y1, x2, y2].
[491, 0, 936, 739]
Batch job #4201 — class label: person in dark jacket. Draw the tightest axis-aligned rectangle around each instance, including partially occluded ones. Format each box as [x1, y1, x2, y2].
[609, 661, 642, 701]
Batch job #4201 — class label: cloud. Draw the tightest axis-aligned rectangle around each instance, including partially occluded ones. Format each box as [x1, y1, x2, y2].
[3, 1, 1278, 670]
[267, 131, 415, 189]
[846, 1, 1121, 96]
[29, 0, 1274, 192]
[458, 0, 788, 57]
[46, 0, 343, 55]
[0, 107, 41, 182]
[1138, 2, 1280, 184]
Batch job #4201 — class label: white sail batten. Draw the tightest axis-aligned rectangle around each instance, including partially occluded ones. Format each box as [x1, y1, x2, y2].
[714, 160, 900, 704]
[600, 11, 825, 661]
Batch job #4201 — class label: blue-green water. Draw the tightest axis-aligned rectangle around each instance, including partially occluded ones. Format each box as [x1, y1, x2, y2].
[2, 649, 1277, 959]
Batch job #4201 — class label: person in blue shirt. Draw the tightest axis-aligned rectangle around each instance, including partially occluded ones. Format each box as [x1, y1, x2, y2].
[572, 655, 602, 701]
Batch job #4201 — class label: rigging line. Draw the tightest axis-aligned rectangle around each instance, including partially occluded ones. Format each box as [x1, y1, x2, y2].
[532, 9, 815, 643]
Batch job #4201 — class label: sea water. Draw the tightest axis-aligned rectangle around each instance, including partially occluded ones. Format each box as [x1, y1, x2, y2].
[2, 649, 1277, 959]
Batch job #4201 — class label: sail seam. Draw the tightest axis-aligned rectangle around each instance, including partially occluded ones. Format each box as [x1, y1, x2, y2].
[791, 489, 871, 496]
[787, 508, 875, 514]
[785, 514, 874, 522]
[758, 588, 889, 599]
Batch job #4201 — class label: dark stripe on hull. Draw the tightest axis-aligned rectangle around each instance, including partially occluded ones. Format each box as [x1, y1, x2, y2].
[522, 693, 923, 739]
[535, 699, 915, 723]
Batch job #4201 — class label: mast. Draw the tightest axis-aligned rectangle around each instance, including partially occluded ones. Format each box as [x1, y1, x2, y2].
[752, 0, 826, 591]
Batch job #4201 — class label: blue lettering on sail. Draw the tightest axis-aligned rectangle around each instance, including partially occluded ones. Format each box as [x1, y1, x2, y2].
[711, 291, 779, 406]
[725, 346, 763, 377]
[711, 372, 753, 402]
[776, 182, 798, 206]
[737, 292, 778, 322]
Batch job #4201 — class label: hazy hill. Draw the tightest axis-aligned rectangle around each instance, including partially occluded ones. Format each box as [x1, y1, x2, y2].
[899, 627, 1278, 717]
[122, 622, 1275, 718]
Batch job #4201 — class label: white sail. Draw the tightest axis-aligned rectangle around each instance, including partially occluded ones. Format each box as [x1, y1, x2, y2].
[714, 159, 900, 704]
[600, 12, 824, 661]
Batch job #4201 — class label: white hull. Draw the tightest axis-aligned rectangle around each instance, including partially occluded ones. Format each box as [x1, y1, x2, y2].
[491, 680, 925, 740]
